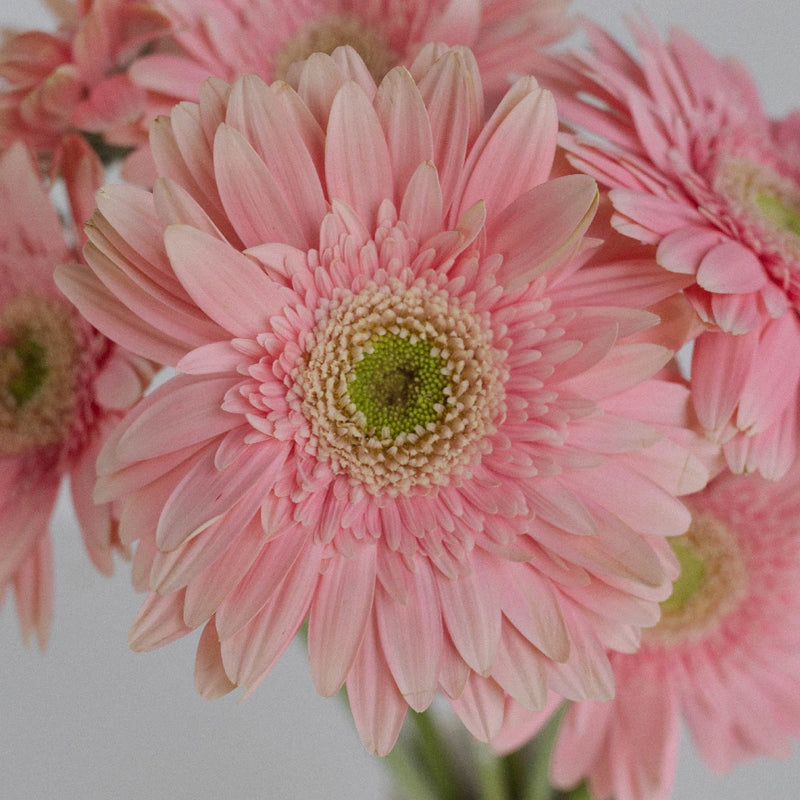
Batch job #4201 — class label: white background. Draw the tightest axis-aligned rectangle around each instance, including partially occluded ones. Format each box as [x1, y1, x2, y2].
[1, 1, 799, 798]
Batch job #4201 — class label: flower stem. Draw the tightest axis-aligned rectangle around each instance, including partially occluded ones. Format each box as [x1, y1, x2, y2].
[518, 704, 568, 800]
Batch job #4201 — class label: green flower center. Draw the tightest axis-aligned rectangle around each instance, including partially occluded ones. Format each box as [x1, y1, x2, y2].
[659, 538, 707, 614]
[755, 191, 800, 238]
[0, 296, 80, 455]
[347, 333, 449, 439]
[3, 332, 48, 407]
[295, 278, 507, 496]
[645, 512, 747, 646]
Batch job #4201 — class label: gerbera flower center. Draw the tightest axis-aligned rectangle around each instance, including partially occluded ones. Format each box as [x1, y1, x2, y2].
[0, 296, 80, 455]
[644, 511, 747, 646]
[715, 155, 800, 260]
[272, 14, 396, 83]
[294, 278, 506, 496]
[347, 332, 450, 439]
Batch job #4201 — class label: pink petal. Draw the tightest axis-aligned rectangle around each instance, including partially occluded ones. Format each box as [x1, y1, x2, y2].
[213, 122, 309, 249]
[374, 66, 434, 202]
[696, 241, 767, 293]
[54, 261, 193, 365]
[376, 560, 442, 712]
[195, 618, 236, 699]
[691, 328, 759, 435]
[156, 441, 288, 551]
[308, 545, 377, 697]
[219, 544, 323, 688]
[116, 374, 237, 463]
[500, 564, 570, 662]
[656, 226, 722, 275]
[164, 224, 297, 337]
[128, 590, 192, 651]
[736, 314, 800, 435]
[417, 47, 482, 206]
[214, 527, 310, 639]
[489, 174, 599, 292]
[491, 623, 548, 710]
[452, 78, 558, 224]
[182, 519, 268, 628]
[224, 75, 327, 247]
[449, 674, 506, 742]
[325, 81, 393, 226]
[437, 551, 501, 676]
[346, 612, 408, 756]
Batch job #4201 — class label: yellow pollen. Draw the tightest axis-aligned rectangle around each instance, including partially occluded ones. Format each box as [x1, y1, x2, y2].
[0, 296, 80, 455]
[272, 14, 397, 83]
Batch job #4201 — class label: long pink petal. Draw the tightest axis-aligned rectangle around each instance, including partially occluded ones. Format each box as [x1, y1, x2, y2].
[116, 374, 238, 463]
[164, 224, 297, 337]
[346, 612, 408, 755]
[437, 550, 501, 676]
[489, 175, 599, 292]
[376, 560, 442, 711]
[214, 122, 309, 249]
[219, 544, 323, 688]
[194, 618, 236, 699]
[452, 78, 558, 224]
[308, 544, 377, 696]
[325, 81, 393, 226]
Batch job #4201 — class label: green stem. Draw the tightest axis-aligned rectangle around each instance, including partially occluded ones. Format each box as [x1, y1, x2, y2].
[471, 738, 512, 800]
[384, 710, 463, 800]
[383, 742, 446, 800]
[519, 704, 568, 800]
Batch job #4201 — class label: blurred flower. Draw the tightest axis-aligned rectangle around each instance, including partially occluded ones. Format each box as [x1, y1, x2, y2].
[0, 0, 172, 163]
[57, 44, 710, 753]
[540, 20, 800, 478]
[135, 0, 573, 103]
[494, 465, 800, 800]
[0, 140, 153, 647]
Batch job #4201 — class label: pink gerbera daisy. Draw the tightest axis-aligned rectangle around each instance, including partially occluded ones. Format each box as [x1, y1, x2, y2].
[494, 464, 800, 800]
[131, 0, 574, 112]
[539, 20, 800, 478]
[0, 141, 153, 647]
[0, 0, 172, 162]
[57, 45, 710, 753]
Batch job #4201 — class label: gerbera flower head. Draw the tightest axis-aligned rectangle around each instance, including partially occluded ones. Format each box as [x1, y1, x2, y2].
[493, 464, 800, 800]
[540, 19, 800, 478]
[0, 0, 172, 162]
[131, 0, 574, 111]
[57, 44, 711, 753]
[0, 140, 153, 647]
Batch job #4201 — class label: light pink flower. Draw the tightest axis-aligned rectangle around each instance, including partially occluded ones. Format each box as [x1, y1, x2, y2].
[132, 0, 573, 108]
[0, 141, 152, 647]
[57, 45, 710, 753]
[0, 0, 172, 161]
[494, 465, 800, 800]
[539, 20, 800, 478]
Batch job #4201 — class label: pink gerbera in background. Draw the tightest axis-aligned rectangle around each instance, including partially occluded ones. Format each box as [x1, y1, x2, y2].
[0, 140, 153, 647]
[57, 44, 713, 754]
[0, 0, 172, 164]
[539, 19, 800, 479]
[127, 0, 573, 142]
[493, 463, 800, 800]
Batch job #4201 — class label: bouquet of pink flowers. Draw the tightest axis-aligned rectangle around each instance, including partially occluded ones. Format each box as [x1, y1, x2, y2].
[2, 2, 799, 798]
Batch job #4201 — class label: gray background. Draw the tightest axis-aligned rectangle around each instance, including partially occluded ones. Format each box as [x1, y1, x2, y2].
[1, 1, 799, 797]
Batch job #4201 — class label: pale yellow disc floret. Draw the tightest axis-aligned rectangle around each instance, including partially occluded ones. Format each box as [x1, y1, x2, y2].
[272, 13, 397, 82]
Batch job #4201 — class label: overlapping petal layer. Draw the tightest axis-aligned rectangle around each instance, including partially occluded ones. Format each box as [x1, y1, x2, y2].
[58, 45, 711, 752]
